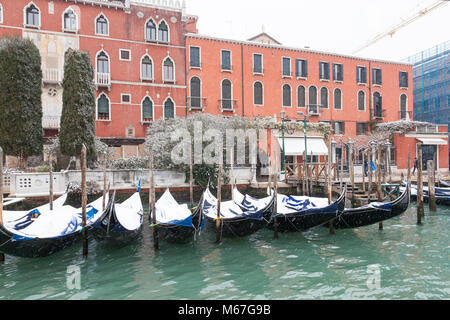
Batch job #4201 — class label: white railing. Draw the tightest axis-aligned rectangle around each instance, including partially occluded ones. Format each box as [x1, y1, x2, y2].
[96, 72, 111, 87]
[43, 68, 62, 83]
[42, 116, 61, 129]
[132, 0, 183, 10]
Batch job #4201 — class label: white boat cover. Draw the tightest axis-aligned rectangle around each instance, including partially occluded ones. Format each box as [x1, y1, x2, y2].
[276, 194, 330, 215]
[114, 192, 143, 231]
[155, 189, 192, 224]
[233, 188, 272, 212]
[5, 194, 108, 241]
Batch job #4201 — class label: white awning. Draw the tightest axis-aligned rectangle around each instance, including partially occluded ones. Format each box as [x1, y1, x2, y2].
[417, 138, 448, 145]
[277, 137, 328, 156]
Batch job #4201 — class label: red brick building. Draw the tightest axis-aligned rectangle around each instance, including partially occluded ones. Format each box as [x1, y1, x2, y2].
[0, 0, 447, 170]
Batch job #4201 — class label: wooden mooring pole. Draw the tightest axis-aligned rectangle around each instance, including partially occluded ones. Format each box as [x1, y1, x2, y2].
[417, 143, 424, 224]
[216, 163, 223, 244]
[377, 144, 383, 230]
[428, 159, 436, 212]
[189, 145, 193, 208]
[0, 147, 5, 262]
[49, 154, 54, 211]
[273, 171, 279, 239]
[81, 144, 88, 257]
[407, 153, 411, 198]
[328, 139, 334, 235]
[349, 142, 355, 204]
[149, 148, 158, 250]
[102, 153, 107, 211]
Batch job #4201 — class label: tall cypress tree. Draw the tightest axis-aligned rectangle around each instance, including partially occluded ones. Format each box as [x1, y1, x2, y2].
[0, 36, 43, 165]
[60, 49, 96, 157]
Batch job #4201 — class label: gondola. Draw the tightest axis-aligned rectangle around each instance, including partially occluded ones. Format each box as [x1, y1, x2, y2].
[439, 180, 450, 188]
[202, 187, 275, 238]
[266, 184, 347, 232]
[403, 181, 450, 205]
[90, 189, 144, 245]
[0, 195, 107, 258]
[331, 183, 410, 229]
[154, 189, 204, 244]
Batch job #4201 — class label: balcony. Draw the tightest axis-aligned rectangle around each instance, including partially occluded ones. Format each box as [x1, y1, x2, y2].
[219, 99, 237, 113]
[43, 68, 62, 84]
[308, 104, 321, 116]
[373, 108, 386, 120]
[399, 110, 413, 120]
[95, 72, 111, 89]
[42, 116, 61, 129]
[188, 97, 207, 111]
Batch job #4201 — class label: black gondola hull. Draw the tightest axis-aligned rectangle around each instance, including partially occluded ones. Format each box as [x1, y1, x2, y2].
[0, 225, 81, 258]
[157, 207, 203, 244]
[204, 215, 268, 238]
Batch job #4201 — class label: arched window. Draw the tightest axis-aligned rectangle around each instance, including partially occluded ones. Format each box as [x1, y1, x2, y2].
[25, 3, 40, 27]
[96, 14, 108, 35]
[308, 86, 317, 112]
[163, 57, 174, 82]
[221, 79, 233, 110]
[320, 87, 328, 108]
[97, 51, 109, 73]
[334, 88, 342, 109]
[190, 77, 202, 108]
[63, 9, 77, 32]
[358, 91, 365, 111]
[373, 92, 382, 117]
[254, 82, 263, 105]
[297, 85, 305, 108]
[400, 94, 408, 119]
[142, 97, 153, 122]
[164, 98, 175, 119]
[141, 55, 153, 80]
[97, 94, 110, 120]
[145, 19, 156, 41]
[158, 20, 169, 42]
[282, 84, 291, 107]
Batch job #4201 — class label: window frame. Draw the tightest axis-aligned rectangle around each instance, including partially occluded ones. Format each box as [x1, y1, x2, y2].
[24, 2, 41, 29]
[357, 90, 366, 111]
[96, 93, 111, 121]
[253, 53, 263, 75]
[372, 68, 382, 86]
[332, 63, 343, 82]
[62, 7, 78, 33]
[333, 88, 342, 110]
[253, 81, 264, 106]
[158, 19, 170, 43]
[356, 122, 369, 136]
[221, 49, 232, 72]
[119, 49, 131, 62]
[189, 76, 202, 109]
[0, 3, 3, 24]
[140, 54, 154, 81]
[145, 18, 157, 42]
[95, 13, 109, 36]
[320, 87, 329, 109]
[162, 56, 175, 83]
[282, 84, 292, 107]
[221, 78, 233, 111]
[120, 93, 131, 104]
[319, 61, 330, 81]
[399, 71, 409, 89]
[163, 97, 176, 119]
[400, 93, 408, 119]
[297, 85, 306, 108]
[356, 65, 367, 84]
[282, 57, 292, 78]
[296, 58, 307, 79]
[141, 96, 154, 123]
[189, 46, 201, 69]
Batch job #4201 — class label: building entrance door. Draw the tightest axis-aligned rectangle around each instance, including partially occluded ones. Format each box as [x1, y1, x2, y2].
[422, 145, 437, 171]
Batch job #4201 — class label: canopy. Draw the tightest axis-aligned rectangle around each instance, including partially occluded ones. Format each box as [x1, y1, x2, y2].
[417, 138, 447, 145]
[277, 137, 328, 156]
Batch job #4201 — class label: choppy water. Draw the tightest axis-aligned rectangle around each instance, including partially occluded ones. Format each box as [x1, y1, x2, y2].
[0, 201, 449, 300]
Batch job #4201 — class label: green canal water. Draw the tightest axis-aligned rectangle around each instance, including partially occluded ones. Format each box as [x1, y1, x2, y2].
[0, 194, 449, 300]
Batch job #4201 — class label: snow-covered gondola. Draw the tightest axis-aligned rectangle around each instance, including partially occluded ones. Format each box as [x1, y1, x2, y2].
[439, 180, 450, 188]
[266, 185, 347, 232]
[331, 183, 410, 229]
[202, 187, 275, 238]
[90, 190, 144, 245]
[154, 189, 203, 244]
[402, 181, 450, 205]
[0, 194, 107, 258]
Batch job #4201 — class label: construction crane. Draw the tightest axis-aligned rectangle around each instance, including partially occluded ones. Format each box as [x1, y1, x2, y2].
[352, 0, 449, 54]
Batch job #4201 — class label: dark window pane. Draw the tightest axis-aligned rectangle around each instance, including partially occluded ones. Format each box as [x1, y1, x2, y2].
[222, 51, 231, 70]
[190, 47, 200, 67]
[164, 99, 174, 119]
[254, 54, 262, 73]
[358, 91, 365, 110]
[158, 21, 168, 42]
[98, 95, 109, 117]
[142, 98, 153, 120]
[282, 84, 291, 106]
[282, 58, 291, 76]
[297, 86, 305, 107]
[254, 82, 263, 105]
[334, 89, 342, 109]
[320, 87, 328, 108]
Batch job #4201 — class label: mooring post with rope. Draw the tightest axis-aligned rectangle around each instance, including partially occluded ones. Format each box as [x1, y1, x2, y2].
[149, 147, 158, 250]
[377, 144, 383, 230]
[0, 147, 5, 262]
[102, 152, 107, 211]
[428, 159, 436, 212]
[417, 143, 424, 225]
[49, 153, 54, 211]
[81, 144, 88, 257]
[216, 162, 223, 244]
[328, 139, 335, 235]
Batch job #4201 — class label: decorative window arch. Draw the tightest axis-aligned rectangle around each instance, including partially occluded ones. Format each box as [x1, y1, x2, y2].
[162, 56, 175, 82]
[95, 13, 109, 35]
[145, 18, 157, 41]
[62, 7, 78, 32]
[297, 85, 306, 108]
[96, 50, 110, 73]
[24, 2, 40, 27]
[282, 84, 291, 107]
[164, 97, 175, 119]
[190, 76, 202, 108]
[221, 79, 233, 110]
[400, 94, 408, 119]
[357, 90, 366, 111]
[141, 96, 154, 122]
[334, 88, 342, 109]
[373, 92, 382, 117]
[96, 93, 110, 120]
[141, 54, 153, 80]
[320, 87, 328, 108]
[158, 20, 169, 42]
[254, 81, 263, 106]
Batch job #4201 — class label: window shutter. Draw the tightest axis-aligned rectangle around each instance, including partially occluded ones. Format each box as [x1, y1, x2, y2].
[142, 98, 153, 119]
[98, 96, 109, 114]
[304, 60, 308, 77]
